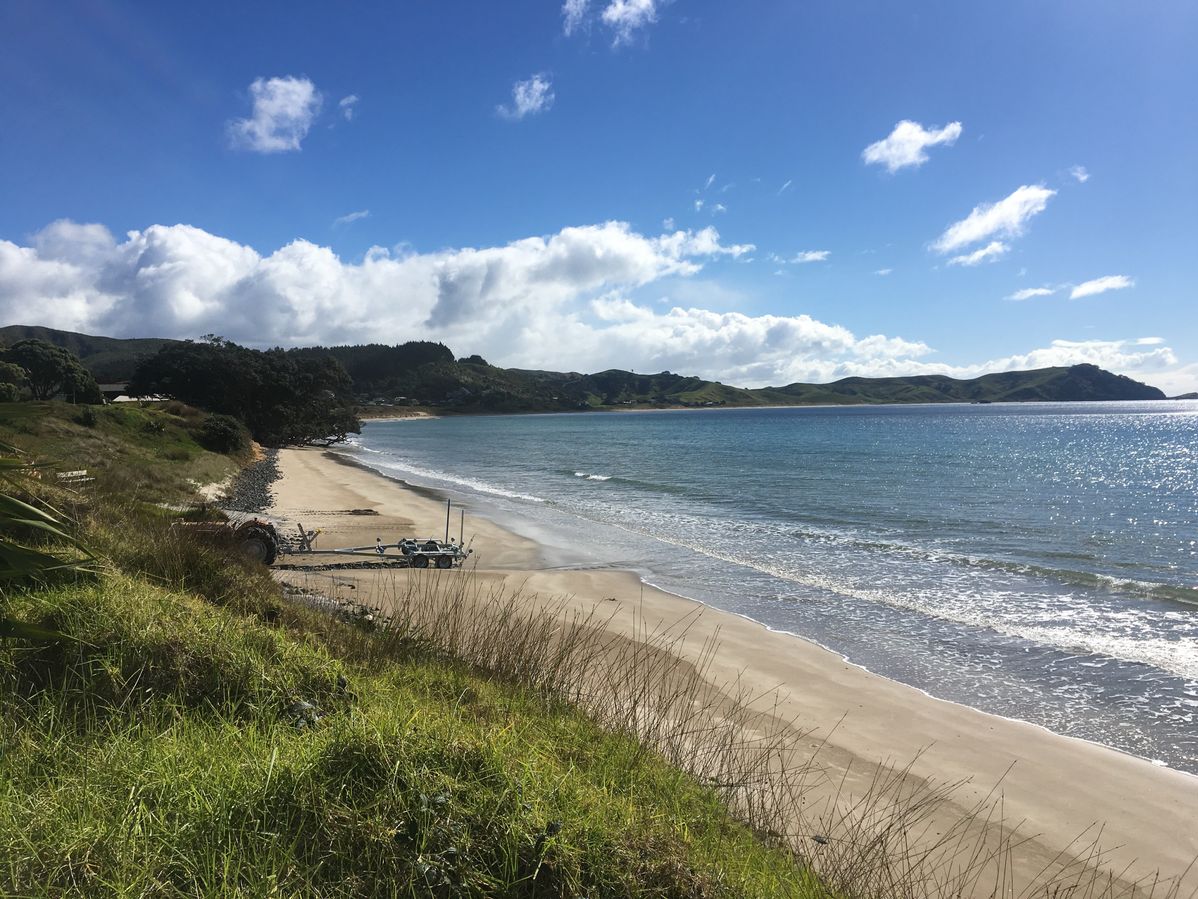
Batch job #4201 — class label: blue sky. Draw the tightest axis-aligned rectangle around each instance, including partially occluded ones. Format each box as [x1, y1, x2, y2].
[1, 0, 1195, 391]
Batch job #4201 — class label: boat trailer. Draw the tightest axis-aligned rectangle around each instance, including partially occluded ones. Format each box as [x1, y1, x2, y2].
[175, 499, 472, 569]
[280, 499, 472, 570]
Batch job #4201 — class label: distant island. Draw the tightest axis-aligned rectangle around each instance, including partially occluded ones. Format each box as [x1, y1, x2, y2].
[0, 324, 1167, 413]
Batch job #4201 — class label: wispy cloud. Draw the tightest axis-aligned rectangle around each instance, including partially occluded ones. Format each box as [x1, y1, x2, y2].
[772, 250, 830, 265]
[694, 199, 704, 212]
[947, 240, 1008, 267]
[338, 95, 359, 121]
[875, 268, 893, 276]
[711, 202, 727, 214]
[601, 0, 660, 46]
[932, 185, 1055, 254]
[662, 217, 675, 230]
[562, 0, 589, 35]
[1006, 286, 1056, 301]
[1069, 165, 1090, 183]
[334, 209, 370, 227]
[227, 76, 322, 153]
[703, 172, 716, 191]
[778, 179, 792, 195]
[497, 74, 555, 120]
[1071, 275, 1133, 299]
[862, 120, 962, 172]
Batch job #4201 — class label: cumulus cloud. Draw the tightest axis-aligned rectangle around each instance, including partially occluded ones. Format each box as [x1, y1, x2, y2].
[497, 74, 555, 120]
[947, 240, 1008, 267]
[1006, 286, 1056, 301]
[932, 185, 1055, 254]
[334, 210, 370, 227]
[1, 219, 1187, 392]
[227, 76, 322, 153]
[339, 95, 359, 121]
[1070, 275, 1134, 299]
[1069, 165, 1090, 183]
[793, 250, 830, 264]
[862, 120, 962, 172]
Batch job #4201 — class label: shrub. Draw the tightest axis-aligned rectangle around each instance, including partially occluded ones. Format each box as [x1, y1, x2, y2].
[196, 413, 250, 454]
[73, 407, 98, 428]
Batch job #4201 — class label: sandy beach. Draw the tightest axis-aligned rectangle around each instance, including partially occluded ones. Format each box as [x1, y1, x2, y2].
[269, 446, 1198, 896]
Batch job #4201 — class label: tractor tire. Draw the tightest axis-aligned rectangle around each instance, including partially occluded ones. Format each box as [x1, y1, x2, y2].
[411, 554, 430, 569]
[435, 555, 453, 569]
[238, 527, 278, 565]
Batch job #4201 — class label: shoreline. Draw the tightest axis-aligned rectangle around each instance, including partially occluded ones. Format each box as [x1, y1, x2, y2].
[268, 446, 1198, 895]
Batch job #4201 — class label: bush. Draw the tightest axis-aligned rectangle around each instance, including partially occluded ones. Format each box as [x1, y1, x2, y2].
[73, 407, 98, 428]
[196, 413, 250, 454]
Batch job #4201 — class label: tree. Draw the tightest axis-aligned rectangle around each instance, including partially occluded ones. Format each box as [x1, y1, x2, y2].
[0, 340, 102, 403]
[130, 339, 361, 447]
[0, 361, 25, 402]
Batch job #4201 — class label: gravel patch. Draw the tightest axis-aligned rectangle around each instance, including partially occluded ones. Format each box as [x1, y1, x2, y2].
[222, 449, 280, 513]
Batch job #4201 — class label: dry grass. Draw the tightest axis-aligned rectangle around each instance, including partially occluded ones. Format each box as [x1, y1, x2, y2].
[311, 566, 1196, 899]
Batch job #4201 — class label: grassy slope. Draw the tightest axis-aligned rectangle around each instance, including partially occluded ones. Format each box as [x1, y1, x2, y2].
[0, 401, 239, 501]
[0, 405, 817, 897]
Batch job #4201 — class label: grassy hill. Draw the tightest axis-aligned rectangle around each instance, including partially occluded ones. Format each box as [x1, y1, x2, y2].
[1, 324, 1166, 411]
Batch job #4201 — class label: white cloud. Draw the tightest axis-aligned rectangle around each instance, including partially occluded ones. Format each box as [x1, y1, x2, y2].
[497, 74, 555, 120]
[875, 268, 892, 276]
[693, 199, 704, 211]
[792, 250, 830, 264]
[703, 173, 715, 191]
[662, 217, 675, 230]
[1070, 275, 1134, 299]
[862, 120, 962, 172]
[1, 219, 1188, 392]
[778, 179, 792, 195]
[932, 185, 1055, 254]
[562, 0, 589, 35]
[711, 203, 727, 214]
[601, 0, 659, 45]
[338, 95, 359, 121]
[946, 240, 1008, 267]
[1069, 165, 1090, 183]
[334, 210, 370, 227]
[227, 76, 322, 153]
[1006, 286, 1056, 301]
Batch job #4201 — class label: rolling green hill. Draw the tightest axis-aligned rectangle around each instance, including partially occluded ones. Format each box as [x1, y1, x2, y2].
[0, 324, 1166, 410]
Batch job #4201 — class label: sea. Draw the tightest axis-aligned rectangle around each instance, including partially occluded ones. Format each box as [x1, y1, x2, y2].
[342, 401, 1198, 773]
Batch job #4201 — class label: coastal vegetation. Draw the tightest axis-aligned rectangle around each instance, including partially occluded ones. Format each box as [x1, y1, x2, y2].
[2, 325, 1168, 416]
[128, 336, 361, 446]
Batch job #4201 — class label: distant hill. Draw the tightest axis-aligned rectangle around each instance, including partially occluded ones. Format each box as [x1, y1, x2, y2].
[0, 324, 1166, 409]
[0, 325, 175, 382]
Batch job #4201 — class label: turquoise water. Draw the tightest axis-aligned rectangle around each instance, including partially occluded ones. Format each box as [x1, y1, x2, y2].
[346, 401, 1198, 772]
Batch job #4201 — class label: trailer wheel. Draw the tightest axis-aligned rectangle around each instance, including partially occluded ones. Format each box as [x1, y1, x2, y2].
[411, 554, 430, 569]
[422, 540, 440, 552]
[435, 555, 453, 569]
[238, 527, 278, 565]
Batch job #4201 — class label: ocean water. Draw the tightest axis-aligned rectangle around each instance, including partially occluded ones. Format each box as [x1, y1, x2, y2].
[344, 402, 1198, 772]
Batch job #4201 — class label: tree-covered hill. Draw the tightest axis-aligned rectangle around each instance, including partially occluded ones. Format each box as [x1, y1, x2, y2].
[1, 325, 1167, 411]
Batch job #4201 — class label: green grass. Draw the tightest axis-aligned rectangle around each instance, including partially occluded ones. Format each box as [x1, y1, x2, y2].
[0, 401, 241, 502]
[0, 574, 818, 897]
[0, 402, 820, 897]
